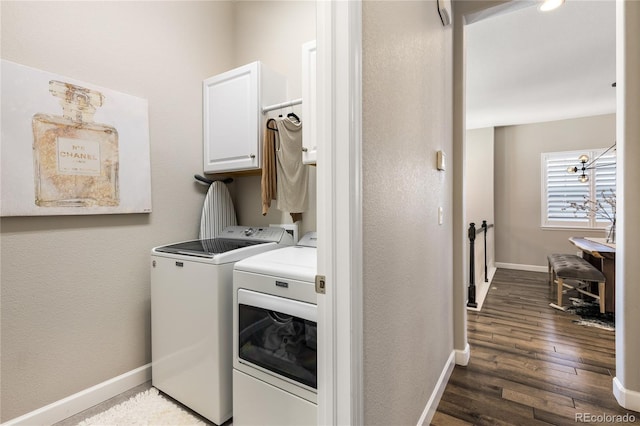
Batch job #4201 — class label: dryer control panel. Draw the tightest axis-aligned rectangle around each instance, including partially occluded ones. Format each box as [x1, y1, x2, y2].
[298, 231, 317, 248]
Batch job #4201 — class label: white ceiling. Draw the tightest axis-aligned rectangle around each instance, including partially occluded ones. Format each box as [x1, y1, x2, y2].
[465, 0, 616, 129]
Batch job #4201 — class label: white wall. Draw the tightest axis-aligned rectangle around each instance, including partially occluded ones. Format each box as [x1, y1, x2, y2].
[466, 127, 495, 283]
[223, 1, 317, 238]
[494, 114, 615, 268]
[0, 1, 315, 421]
[452, 0, 511, 360]
[362, 1, 453, 424]
[0, 2, 234, 420]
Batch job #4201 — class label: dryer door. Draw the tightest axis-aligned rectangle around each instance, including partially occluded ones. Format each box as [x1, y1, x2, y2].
[237, 289, 317, 390]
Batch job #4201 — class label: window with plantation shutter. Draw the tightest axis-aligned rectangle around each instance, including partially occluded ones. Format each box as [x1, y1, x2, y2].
[593, 149, 617, 223]
[541, 148, 616, 228]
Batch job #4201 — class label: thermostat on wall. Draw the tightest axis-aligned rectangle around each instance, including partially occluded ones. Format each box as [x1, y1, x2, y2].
[437, 150, 446, 171]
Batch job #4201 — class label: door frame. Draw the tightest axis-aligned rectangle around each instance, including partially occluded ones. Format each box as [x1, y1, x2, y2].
[316, 0, 364, 424]
[455, 0, 640, 412]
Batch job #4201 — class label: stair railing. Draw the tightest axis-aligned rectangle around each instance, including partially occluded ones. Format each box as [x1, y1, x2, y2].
[467, 220, 495, 308]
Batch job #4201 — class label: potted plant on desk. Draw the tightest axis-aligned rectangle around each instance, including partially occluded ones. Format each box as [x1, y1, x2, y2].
[563, 189, 616, 244]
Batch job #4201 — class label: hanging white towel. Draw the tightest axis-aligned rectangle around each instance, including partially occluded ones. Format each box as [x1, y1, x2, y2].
[199, 181, 237, 239]
[275, 117, 308, 219]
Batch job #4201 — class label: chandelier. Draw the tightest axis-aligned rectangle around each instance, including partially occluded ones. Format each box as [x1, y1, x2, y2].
[566, 143, 616, 183]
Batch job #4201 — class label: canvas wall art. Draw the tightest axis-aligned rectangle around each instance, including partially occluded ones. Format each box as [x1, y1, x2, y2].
[1, 59, 152, 216]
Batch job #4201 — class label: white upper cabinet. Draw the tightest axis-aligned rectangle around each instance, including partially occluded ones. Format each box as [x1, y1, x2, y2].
[203, 61, 286, 173]
[301, 40, 317, 165]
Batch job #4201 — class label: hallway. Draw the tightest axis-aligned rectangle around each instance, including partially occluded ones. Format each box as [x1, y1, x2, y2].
[432, 269, 639, 425]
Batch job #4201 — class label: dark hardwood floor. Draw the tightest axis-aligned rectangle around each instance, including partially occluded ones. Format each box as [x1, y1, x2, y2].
[432, 268, 640, 426]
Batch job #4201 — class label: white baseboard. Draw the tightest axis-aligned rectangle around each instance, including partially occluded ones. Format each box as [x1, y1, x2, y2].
[487, 265, 497, 282]
[3, 363, 151, 426]
[454, 343, 470, 366]
[495, 262, 547, 273]
[417, 351, 455, 426]
[613, 377, 640, 412]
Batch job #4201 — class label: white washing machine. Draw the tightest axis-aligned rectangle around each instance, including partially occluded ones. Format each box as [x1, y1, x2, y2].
[151, 226, 293, 425]
[232, 232, 318, 426]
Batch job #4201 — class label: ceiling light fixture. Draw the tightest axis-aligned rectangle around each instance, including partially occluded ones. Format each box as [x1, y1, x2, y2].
[539, 0, 565, 12]
[567, 155, 591, 183]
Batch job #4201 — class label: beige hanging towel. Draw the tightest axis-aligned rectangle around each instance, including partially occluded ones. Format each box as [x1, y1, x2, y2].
[261, 119, 278, 215]
[275, 117, 307, 220]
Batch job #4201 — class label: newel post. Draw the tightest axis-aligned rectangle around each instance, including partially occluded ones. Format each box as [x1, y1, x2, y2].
[467, 223, 478, 308]
[482, 220, 488, 282]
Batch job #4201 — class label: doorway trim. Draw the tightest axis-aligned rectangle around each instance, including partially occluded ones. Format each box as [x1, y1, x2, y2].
[316, 0, 364, 424]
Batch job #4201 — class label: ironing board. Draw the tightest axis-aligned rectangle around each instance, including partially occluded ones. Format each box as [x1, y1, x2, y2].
[199, 180, 237, 239]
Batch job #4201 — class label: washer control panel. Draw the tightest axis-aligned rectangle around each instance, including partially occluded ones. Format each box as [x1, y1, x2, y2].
[219, 226, 290, 243]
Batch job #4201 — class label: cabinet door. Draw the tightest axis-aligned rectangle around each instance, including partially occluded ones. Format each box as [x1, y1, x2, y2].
[302, 41, 317, 165]
[203, 62, 260, 173]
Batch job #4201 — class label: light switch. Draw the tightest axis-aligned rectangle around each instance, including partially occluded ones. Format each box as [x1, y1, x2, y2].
[438, 207, 443, 225]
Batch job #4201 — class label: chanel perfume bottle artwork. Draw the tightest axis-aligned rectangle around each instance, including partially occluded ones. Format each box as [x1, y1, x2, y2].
[1, 59, 151, 217]
[32, 80, 119, 207]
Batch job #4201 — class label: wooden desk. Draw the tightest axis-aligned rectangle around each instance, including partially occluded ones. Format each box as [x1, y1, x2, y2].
[569, 237, 615, 313]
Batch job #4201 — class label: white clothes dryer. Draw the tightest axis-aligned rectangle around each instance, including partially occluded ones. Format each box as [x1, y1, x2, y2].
[151, 226, 293, 425]
[232, 232, 318, 426]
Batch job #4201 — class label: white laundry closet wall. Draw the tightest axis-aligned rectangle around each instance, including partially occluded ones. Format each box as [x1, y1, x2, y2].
[0, 1, 313, 422]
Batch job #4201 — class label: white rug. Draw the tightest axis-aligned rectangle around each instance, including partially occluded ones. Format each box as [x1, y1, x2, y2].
[78, 387, 206, 426]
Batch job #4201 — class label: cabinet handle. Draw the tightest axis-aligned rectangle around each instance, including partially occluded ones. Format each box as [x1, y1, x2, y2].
[302, 148, 308, 152]
[249, 154, 256, 159]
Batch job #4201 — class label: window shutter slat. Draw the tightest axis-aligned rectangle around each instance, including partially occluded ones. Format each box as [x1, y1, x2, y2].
[542, 148, 616, 227]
